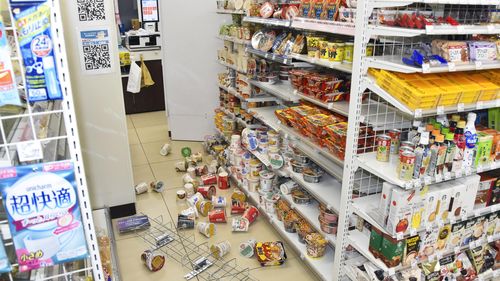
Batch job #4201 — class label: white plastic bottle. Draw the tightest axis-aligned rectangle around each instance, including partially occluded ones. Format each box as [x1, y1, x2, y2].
[462, 113, 478, 170]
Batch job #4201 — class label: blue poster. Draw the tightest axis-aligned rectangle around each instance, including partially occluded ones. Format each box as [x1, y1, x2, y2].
[0, 161, 88, 272]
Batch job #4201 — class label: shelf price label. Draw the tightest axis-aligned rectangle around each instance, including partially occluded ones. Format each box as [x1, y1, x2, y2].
[435, 174, 443, 183]
[448, 62, 456, 72]
[396, 232, 404, 240]
[424, 176, 432, 186]
[477, 101, 484, 109]
[422, 63, 431, 73]
[414, 109, 423, 118]
[457, 103, 465, 112]
[475, 61, 483, 70]
[413, 179, 422, 188]
[457, 25, 465, 33]
[410, 228, 417, 236]
[465, 167, 472, 176]
[437, 106, 444, 115]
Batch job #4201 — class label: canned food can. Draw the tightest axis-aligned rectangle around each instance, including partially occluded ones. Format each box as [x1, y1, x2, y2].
[187, 167, 196, 179]
[196, 200, 214, 217]
[242, 206, 259, 224]
[201, 174, 218, 185]
[180, 206, 198, 219]
[208, 209, 227, 223]
[231, 202, 247, 214]
[212, 196, 227, 208]
[400, 141, 415, 150]
[177, 215, 195, 229]
[218, 172, 229, 189]
[211, 241, 231, 259]
[239, 239, 256, 258]
[150, 181, 165, 193]
[376, 135, 391, 162]
[231, 217, 249, 232]
[398, 151, 416, 181]
[198, 185, 216, 199]
[399, 146, 414, 156]
[198, 222, 216, 238]
[187, 192, 204, 207]
[135, 182, 149, 194]
[176, 190, 187, 201]
[141, 250, 165, 272]
[184, 183, 195, 197]
[388, 129, 401, 155]
[160, 143, 171, 156]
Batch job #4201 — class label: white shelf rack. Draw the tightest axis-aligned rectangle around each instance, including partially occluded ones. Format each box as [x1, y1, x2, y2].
[289, 53, 353, 73]
[218, 84, 278, 102]
[364, 76, 500, 117]
[368, 24, 500, 37]
[217, 60, 247, 74]
[246, 47, 293, 65]
[243, 16, 292, 27]
[92, 208, 121, 281]
[230, 174, 335, 281]
[216, 9, 246, 15]
[287, 167, 342, 214]
[248, 80, 300, 102]
[366, 55, 500, 74]
[280, 193, 337, 247]
[216, 35, 250, 45]
[291, 18, 356, 36]
[371, 0, 499, 7]
[357, 151, 500, 190]
[352, 193, 500, 239]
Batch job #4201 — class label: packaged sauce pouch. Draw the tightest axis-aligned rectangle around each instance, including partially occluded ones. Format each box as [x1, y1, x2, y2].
[10, 0, 62, 102]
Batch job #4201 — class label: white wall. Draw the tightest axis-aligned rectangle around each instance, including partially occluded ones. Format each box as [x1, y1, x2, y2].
[162, 0, 228, 141]
[60, 1, 136, 209]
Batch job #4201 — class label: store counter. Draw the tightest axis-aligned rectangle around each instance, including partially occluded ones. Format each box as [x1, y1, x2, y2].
[120, 48, 165, 114]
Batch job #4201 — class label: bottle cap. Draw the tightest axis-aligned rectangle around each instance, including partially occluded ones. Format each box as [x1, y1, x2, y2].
[426, 124, 434, 132]
[441, 127, 450, 135]
[436, 134, 445, 143]
[434, 123, 442, 130]
[451, 115, 461, 122]
[432, 129, 441, 137]
[467, 112, 477, 122]
[457, 121, 466, 128]
[445, 133, 455, 141]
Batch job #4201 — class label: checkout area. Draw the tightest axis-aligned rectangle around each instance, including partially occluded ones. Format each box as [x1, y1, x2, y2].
[118, 0, 165, 114]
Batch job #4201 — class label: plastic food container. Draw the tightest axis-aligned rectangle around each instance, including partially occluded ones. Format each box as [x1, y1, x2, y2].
[296, 220, 314, 244]
[291, 189, 311, 205]
[290, 159, 305, 173]
[247, 176, 260, 192]
[305, 233, 328, 258]
[293, 153, 310, 164]
[284, 210, 299, 233]
[259, 170, 275, 192]
[302, 167, 323, 183]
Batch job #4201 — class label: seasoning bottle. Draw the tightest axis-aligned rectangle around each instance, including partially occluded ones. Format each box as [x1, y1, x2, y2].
[413, 132, 430, 179]
[441, 127, 450, 136]
[436, 114, 449, 127]
[452, 121, 466, 172]
[444, 133, 456, 173]
[449, 115, 461, 133]
[434, 134, 447, 176]
[408, 120, 422, 145]
[462, 113, 478, 170]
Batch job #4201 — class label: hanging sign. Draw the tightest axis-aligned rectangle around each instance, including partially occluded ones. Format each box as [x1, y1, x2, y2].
[78, 28, 114, 75]
[0, 161, 89, 272]
[141, 0, 159, 22]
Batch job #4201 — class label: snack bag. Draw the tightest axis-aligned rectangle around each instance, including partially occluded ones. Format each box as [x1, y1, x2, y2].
[299, 0, 313, 18]
[10, 0, 63, 102]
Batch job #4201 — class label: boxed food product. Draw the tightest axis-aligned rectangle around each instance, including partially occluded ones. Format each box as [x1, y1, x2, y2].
[422, 187, 441, 226]
[302, 114, 341, 137]
[471, 216, 486, 242]
[419, 225, 439, 261]
[288, 105, 321, 121]
[420, 260, 439, 281]
[467, 245, 487, 274]
[380, 234, 405, 268]
[436, 224, 451, 253]
[438, 255, 456, 281]
[461, 218, 476, 247]
[477, 174, 497, 208]
[436, 185, 453, 222]
[447, 221, 465, 253]
[449, 183, 467, 220]
[431, 40, 469, 64]
[487, 173, 500, 206]
[387, 188, 419, 235]
[255, 241, 287, 266]
[468, 41, 497, 62]
[378, 182, 394, 226]
[485, 212, 497, 237]
[369, 227, 384, 259]
[461, 175, 481, 217]
[475, 132, 493, 167]
[402, 235, 420, 267]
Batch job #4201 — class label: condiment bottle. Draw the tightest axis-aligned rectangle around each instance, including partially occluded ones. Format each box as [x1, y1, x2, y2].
[444, 133, 456, 173]
[413, 132, 430, 179]
[452, 121, 466, 172]
[449, 114, 461, 133]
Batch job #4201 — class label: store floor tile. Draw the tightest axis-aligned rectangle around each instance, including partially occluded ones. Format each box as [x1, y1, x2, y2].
[129, 144, 148, 166]
[149, 160, 185, 189]
[126, 116, 135, 130]
[136, 124, 170, 144]
[128, 130, 140, 145]
[130, 111, 168, 128]
[132, 164, 156, 184]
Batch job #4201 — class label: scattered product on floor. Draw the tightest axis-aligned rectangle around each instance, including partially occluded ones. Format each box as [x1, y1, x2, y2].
[117, 215, 151, 233]
[141, 250, 165, 272]
[160, 143, 172, 156]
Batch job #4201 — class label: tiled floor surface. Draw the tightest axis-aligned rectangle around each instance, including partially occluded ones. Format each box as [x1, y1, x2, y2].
[114, 111, 318, 281]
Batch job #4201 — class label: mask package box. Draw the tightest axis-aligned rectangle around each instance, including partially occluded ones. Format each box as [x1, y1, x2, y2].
[0, 161, 89, 272]
[10, 0, 63, 102]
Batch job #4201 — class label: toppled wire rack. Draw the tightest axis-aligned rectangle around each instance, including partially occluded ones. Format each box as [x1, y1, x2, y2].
[135, 214, 259, 281]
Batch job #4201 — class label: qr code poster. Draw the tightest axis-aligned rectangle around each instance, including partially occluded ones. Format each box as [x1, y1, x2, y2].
[77, 0, 106, 22]
[78, 28, 115, 75]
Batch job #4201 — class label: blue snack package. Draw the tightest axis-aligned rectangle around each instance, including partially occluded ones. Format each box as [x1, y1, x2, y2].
[0, 161, 89, 272]
[10, 0, 63, 102]
[0, 241, 11, 273]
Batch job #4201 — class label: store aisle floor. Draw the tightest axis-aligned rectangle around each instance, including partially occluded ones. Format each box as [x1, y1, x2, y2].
[113, 111, 319, 281]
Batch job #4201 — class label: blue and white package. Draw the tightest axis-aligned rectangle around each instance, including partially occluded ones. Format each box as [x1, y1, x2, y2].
[0, 16, 22, 107]
[10, 0, 63, 102]
[0, 240, 11, 273]
[0, 161, 89, 272]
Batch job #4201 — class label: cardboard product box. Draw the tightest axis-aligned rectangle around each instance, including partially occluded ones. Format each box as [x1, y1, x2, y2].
[436, 224, 452, 254]
[488, 108, 499, 131]
[387, 188, 420, 236]
[402, 235, 421, 267]
[485, 212, 497, 237]
[471, 216, 486, 242]
[449, 182, 467, 220]
[378, 182, 394, 227]
[479, 128, 500, 162]
[380, 234, 405, 268]
[475, 132, 493, 167]
[462, 175, 481, 218]
[422, 186, 442, 226]
[487, 173, 500, 206]
[447, 221, 465, 253]
[461, 218, 477, 247]
[476, 174, 496, 209]
[438, 254, 456, 281]
[419, 224, 439, 261]
[436, 184, 453, 222]
[369, 227, 384, 259]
